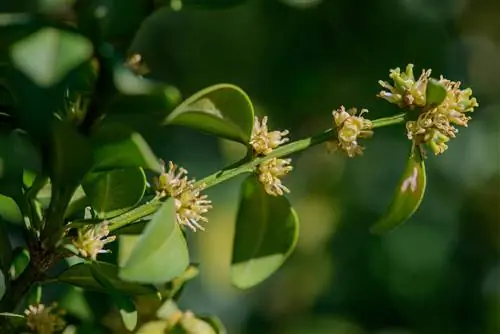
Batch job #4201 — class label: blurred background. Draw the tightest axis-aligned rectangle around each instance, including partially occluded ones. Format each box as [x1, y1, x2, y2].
[3, 0, 500, 333]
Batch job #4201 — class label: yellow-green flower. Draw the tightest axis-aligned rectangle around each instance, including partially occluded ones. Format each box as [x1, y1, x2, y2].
[72, 222, 116, 261]
[250, 116, 289, 155]
[154, 160, 212, 231]
[257, 158, 293, 196]
[24, 303, 66, 334]
[329, 106, 373, 157]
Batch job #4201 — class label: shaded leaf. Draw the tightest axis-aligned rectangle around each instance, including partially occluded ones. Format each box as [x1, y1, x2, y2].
[91, 131, 162, 173]
[165, 84, 254, 143]
[119, 198, 189, 284]
[231, 175, 299, 289]
[57, 262, 157, 295]
[425, 78, 448, 108]
[8, 248, 30, 280]
[181, 0, 247, 8]
[9, 27, 92, 87]
[0, 218, 12, 273]
[0, 270, 5, 302]
[91, 264, 138, 331]
[112, 220, 149, 235]
[371, 144, 427, 234]
[83, 168, 146, 219]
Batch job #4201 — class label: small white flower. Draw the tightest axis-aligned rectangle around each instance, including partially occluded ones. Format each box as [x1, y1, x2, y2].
[258, 158, 293, 196]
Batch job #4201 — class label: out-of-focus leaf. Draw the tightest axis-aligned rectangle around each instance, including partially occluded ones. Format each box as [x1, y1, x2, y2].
[180, 0, 247, 8]
[0, 269, 5, 302]
[136, 321, 168, 334]
[180, 315, 216, 334]
[90, 264, 138, 331]
[91, 131, 162, 173]
[198, 316, 227, 334]
[0, 218, 11, 273]
[119, 199, 189, 284]
[112, 220, 148, 235]
[8, 248, 30, 280]
[9, 27, 92, 87]
[57, 262, 157, 295]
[231, 175, 299, 289]
[165, 84, 254, 143]
[26, 284, 42, 305]
[0, 195, 22, 225]
[425, 78, 448, 108]
[162, 264, 200, 299]
[371, 144, 427, 234]
[156, 299, 180, 320]
[83, 168, 146, 219]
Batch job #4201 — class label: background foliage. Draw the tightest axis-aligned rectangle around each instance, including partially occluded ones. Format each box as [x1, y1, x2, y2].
[1, 0, 499, 333]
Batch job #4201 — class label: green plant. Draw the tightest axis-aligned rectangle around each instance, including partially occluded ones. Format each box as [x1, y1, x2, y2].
[0, 2, 478, 333]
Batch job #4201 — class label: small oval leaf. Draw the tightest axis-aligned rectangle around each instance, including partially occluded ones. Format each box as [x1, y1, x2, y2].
[371, 144, 427, 234]
[8, 248, 30, 280]
[231, 175, 299, 289]
[119, 198, 189, 284]
[56, 261, 156, 295]
[425, 78, 447, 108]
[165, 84, 254, 143]
[83, 168, 146, 219]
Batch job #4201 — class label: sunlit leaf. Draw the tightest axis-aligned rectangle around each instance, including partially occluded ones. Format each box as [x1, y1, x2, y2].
[0, 195, 22, 225]
[119, 199, 189, 284]
[10, 27, 92, 87]
[231, 175, 299, 289]
[57, 262, 156, 295]
[8, 248, 30, 280]
[156, 299, 180, 320]
[91, 131, 162, 173]
[90, 263, 138, 331]
[165, 84, 254, 143]
[425, 78, 448, 108]
[83, 168, 146, 219]
[371, 144, 427, 234]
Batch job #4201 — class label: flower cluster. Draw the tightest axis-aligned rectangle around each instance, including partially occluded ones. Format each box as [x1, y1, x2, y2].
[250, 116, 293, 196]
[250, 116, 289, 156]
[154, 161, 212, 231]
[72, 221, 116, 261]
[24, 303, 66, 334]
[378, 63, 431, 109]
[379, 64, 479, 155]
[329, 106, 374, 157]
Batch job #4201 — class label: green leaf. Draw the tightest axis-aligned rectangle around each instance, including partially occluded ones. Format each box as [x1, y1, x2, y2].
[8, 248, 30, 280]
[180, 315, 216, 334]
[119, 198, 189, 284]
[162, 264, 200, 300]
[371, 144, 427, 234]
[231, 175, 299, 289]
[425, 78, 448, 108]
[0, 218, 12, 273]
[165, 84, 254, 143]
[56, 262, 157, 295]
[91, 131, 162, 173]
[181, 0, 247, 8]
[83, 168, 146, 219]
[90, 263, 138, 331]
[112, 220, 148, 235]
[0, 269, 5, 302]
[198, 316, 227, 334]
[0, 195, 23, 225]
[10, 27, 93, 87]
[156, 299, 180, 320]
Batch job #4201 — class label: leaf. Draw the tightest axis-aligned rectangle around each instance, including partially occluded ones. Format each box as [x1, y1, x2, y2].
[180, 315, 216, 334]
[0, 195, 23, 225]
[119, 198, 189, 284]
[165, 84, 254, 143]
[0, 269, 5, 302]
[10, 27, 93, 87]
[90, 263, 138, 331]
[198, 316, 227, 334]
[8, 248, 30, 280]
[91, 131, 162, 173]
[0, 218, 12, 273]
[136, 321, 168, 334]
[231, 175, 299, 289]
[181, 0, 247, 8]
[83, 168, 146, 219]
[156, 299, 180, 320]
[56, 261, 157, 295]
[425, 78, 448, 108]
[371, 144, 427, 234]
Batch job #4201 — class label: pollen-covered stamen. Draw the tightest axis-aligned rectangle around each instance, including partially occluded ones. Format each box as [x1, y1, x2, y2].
[24, 303, 66, 334]
[174, 183, 212, 232]
[250, 116, 290, 155]
[154, 160, 191, 197]
[257, 158, 293, 196]
[72, 221, 116, 261]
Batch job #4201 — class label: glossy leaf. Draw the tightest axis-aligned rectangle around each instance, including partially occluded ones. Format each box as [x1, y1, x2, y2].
[371, 145, 427, 234]
[10, 27, 92, 87]
[91, 131, 162, 173]
[90, 264, 138, 331]
[119, 198, 189, 284]
[425, 78, 447, 108]
[83, 168, 146, 219]
[231, 175, 299, 289]
[165, 84, 254, 143]
[57, 261, 156, 295]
